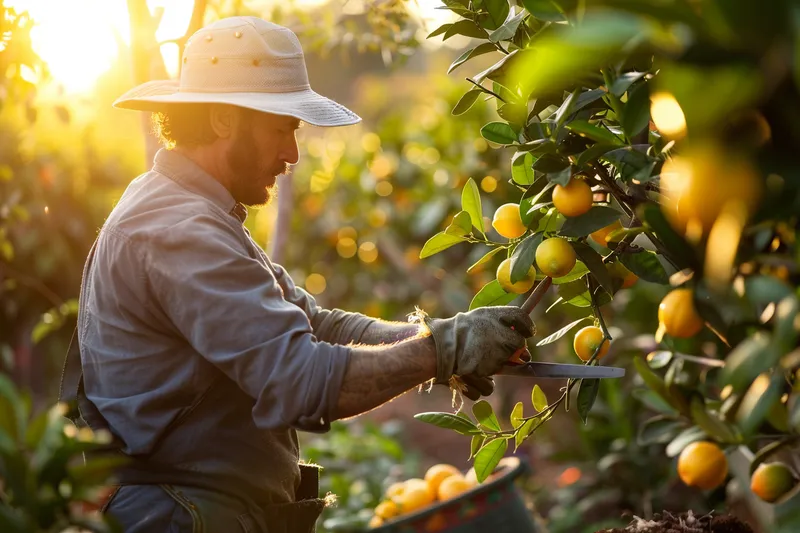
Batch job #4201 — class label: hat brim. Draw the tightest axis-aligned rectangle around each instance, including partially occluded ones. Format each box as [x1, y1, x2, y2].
[112, 80, 361, 128]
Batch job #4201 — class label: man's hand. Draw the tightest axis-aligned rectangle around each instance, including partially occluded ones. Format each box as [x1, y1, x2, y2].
[422, 306, 535, 396]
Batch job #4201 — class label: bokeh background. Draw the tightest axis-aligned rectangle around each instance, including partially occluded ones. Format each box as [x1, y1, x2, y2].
[0, 1, 787, 532]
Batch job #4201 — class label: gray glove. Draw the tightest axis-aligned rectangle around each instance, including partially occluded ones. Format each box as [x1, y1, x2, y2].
[421, 306, 535, 389]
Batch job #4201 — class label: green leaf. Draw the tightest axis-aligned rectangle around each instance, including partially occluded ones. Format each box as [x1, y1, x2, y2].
[535, 317, 589, 346]
[573, 88, 606, 112]
[774, 296, 799, 351]
[640, 204, 696, 271]
[474, 48, 519, 85]
[632, 388, 678, 415]
[446, 211, 473, 236]
[566, 120, 623, 145]
[414, 412, 480, 435]
[749, 439, 798, 476]
[470, 280, 518, 310]
[690, 396, 739, 443]
[467, 246, 506, 274]
[630, 160, 657, 183]
[480, 121, 518, 144]
[600, 147, 651, 178]
[522, 0, 568, 21]
[440, 0, 472, 14]
[619, 250, 669, 284]
[737, 372, 785, 437]
[532, 153, 569, 173]
[547, 166, 572, 187]
[472, 400, 501, 431]
[556, 279, 611, 308]
[419, 231, 466, 259]
[428, 23, 453, 38]
[633, 357, 676, 410]
[718, 333, 779, 392]
[610, 71, 647, 97]
[621, 82, 650, 138]
[554, 89, 579, 126]
[514, 417, 540, 450]
[444, 19, 487, 40]
[577, 379, 600, 424]
[665, 426, 707, 457]
[511, 151, 535, 185]
[448, 42, 497, 74]
[520, 181, 555, 226]
[453, 89, 483, 115]
[559, 207, 622, 238]
[461, 178, 485, 234]
[510, 402, 524, 429]
[637, 415, 684, 446]
[576, 143, 618, 169]
[744, 276, 793, 308]
[552, 261, 589, 284]
[470, 435, 485, 460]
[531, 384, 548, 412]
[481, 0, 511, 30]
[489, 10, 526, 42]
[646, 350, 673, 369]
[570, 241, 615, 295]
[510, 233, 542, 283]
[474, 438, 507, 482]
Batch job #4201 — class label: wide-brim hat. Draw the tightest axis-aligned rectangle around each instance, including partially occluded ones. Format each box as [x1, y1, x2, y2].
[113, 16, 361, 128]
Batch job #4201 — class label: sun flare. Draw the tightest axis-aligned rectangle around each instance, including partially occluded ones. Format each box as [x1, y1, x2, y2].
[8, 0, 452, 95]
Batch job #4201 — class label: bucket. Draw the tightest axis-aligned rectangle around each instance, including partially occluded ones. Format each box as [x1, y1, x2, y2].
[369, 456, 539, 533]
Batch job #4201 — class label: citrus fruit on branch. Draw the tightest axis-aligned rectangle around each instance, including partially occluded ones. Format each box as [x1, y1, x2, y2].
[535, 237, 577, 278]
[574, 326, 610, 361]
[492, 203, 527, 239]
[497, 258, 537, 294]
[658, 288, 705, 338]
[553, 178, 593, 217]
[677, 441, 729, 490]
[750, 462, 797, 503]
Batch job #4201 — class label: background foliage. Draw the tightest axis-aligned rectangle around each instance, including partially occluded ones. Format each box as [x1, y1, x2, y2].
[1, 1, 798, 532]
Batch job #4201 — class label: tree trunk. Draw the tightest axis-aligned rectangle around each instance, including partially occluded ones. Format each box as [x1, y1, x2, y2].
[126, 0, 207, 170]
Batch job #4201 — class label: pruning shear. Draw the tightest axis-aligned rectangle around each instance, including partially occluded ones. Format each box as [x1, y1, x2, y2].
[497, 278, 627, 380]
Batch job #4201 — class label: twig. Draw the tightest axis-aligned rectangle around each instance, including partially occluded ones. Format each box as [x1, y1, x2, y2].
[466, 78, 507, 103]
[587, 276, 611, 340]
[0, 263, 64, 309]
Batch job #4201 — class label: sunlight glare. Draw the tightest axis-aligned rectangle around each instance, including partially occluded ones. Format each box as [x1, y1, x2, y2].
[10, 0, 123, 93]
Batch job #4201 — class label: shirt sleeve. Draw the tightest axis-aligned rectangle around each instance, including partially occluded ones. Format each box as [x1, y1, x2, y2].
[268, 262, 377, 346]
[144, 211, 351, 433]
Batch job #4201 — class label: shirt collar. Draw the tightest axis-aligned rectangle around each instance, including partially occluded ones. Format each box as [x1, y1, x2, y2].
[152, 148, 248, 223]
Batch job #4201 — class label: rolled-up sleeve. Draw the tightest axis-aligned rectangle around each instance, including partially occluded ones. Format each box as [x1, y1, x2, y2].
[269, 263, 377, 346]
[144, 211, 351, 433]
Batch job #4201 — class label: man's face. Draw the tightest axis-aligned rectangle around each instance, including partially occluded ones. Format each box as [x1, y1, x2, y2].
[225, 110, 301, 206]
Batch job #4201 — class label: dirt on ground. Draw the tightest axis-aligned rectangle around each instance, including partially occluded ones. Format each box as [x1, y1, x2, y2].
[597, 511, 754, 533]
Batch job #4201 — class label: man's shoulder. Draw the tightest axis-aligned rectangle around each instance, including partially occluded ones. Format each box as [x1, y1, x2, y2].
[104, 170, 235, 243]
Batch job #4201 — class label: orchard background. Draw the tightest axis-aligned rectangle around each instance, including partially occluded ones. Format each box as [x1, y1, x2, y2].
[0, 0, 799, 532]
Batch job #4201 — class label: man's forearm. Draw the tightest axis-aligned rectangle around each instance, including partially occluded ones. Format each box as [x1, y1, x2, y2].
[332, 333, 437, 421]
[358, 320, 424, 344]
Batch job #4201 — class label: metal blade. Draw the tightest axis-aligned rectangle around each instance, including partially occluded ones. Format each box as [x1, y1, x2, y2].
[497, 362, 626, 379]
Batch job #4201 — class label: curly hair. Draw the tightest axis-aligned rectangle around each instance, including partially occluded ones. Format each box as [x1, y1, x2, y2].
[151, 104, 220, 149]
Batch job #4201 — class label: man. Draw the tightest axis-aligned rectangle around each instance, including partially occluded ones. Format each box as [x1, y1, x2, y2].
[65, 15, 534, 533]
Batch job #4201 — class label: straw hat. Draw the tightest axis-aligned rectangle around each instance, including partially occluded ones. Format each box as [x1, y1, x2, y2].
[113, 16, 361, 127]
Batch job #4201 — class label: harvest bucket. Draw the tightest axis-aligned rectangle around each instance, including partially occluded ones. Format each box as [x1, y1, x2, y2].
[369, 456, 538, 533]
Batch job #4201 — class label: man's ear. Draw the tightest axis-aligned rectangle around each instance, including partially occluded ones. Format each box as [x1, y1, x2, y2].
[209, 104, 234, 139]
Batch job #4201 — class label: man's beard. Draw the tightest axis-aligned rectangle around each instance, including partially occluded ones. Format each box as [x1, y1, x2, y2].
[226, 124, 288, 207]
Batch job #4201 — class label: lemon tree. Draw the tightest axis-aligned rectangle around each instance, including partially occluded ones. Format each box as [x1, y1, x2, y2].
[412, 1, 800, 529]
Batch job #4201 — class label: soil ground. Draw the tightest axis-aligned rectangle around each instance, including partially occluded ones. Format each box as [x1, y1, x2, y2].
[598, 511, 754, 533]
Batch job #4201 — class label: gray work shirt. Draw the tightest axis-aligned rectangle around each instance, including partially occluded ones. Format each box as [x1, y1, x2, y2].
[78, 148, 370, 501]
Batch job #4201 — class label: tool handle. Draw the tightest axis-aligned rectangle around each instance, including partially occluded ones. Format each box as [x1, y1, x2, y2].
[520, 276, 552, 315]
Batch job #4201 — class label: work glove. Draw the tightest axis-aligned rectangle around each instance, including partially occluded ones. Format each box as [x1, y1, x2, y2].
[416, 306, 535, 400]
